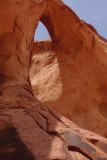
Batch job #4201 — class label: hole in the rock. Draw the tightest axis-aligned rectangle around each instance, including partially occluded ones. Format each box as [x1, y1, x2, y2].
[34, 21, 51, 41]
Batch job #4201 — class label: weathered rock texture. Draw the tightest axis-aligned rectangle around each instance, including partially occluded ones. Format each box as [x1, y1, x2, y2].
[30, 1, 107, 137]
[0, 0, 107, 159]
[1, 102, 107, 160]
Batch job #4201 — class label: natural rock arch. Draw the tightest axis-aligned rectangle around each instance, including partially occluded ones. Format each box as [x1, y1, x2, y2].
[30, 1, 107, 137]
[0, 0, 107, 159]
[0, 0, 106, 138]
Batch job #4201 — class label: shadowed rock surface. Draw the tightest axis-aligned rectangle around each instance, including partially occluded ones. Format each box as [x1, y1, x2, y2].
[0, 0, 107, 159]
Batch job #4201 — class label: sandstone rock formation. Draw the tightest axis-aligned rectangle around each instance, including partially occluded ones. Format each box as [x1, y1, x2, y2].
[1, 104, 107, 160]
[0, 0, 107, 159]
[30, 1, 107, 137]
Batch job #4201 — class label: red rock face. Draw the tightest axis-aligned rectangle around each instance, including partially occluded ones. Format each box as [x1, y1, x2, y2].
[30, 1, 107, 137]
[0, 0, 107, 159]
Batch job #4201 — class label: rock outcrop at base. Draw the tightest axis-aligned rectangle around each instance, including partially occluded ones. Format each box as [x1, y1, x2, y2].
[0, 0, 107, 159]
[0, 86, 107, 160]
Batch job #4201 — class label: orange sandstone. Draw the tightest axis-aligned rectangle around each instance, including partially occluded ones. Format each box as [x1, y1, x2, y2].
[0, 0, 107, 159]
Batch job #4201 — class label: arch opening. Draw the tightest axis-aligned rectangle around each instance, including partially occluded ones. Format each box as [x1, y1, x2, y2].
[34, 21, 51, 41]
